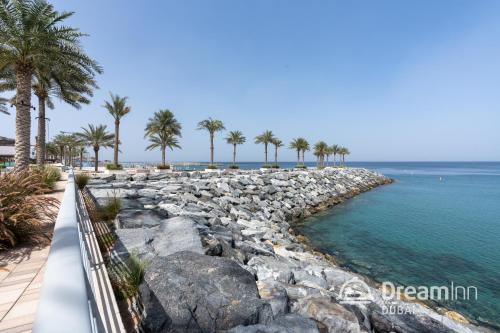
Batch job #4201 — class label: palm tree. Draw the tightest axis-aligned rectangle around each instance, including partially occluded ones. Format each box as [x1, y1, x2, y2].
[331, 144, 340, 167]
[271, 138, 283, 167]
[76, 125, 114, 172]
[145, 133, 181, 167]
[144, 110, 182, 167]
[52, 134, 67, 164]
[313, 141, 329, 168]
[300, 139, 310, 166]
[197, 118, 225, 167]
[339, 147, 350, 167]
[225, 131, 246, 167]
[289, 138, 303, 165]
[45, 142, 59, 161]
[103, 93, 131, 168]
[0, 97, 9, 115]
[0, 1, 101, 170]
[254, 130, 275, 166]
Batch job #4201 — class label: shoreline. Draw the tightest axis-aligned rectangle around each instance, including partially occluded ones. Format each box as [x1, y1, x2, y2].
[86, 167, 493, 332]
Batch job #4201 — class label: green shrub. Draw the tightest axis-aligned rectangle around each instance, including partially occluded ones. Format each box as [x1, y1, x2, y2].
[294, 164, 307, 169]
[32, 166, 61, 189]
[157, 164, 170, 170]
[75, 173, 90, 189]
[261, 164, 272, 169]
[110, 253, 147, 299]
[0, 171, 58, 248]
[105, 163, 123, 170]
[207, 164, 218, 170]
[271, 164, 280, 169]
[228, 164, 239, 169]
[99, 192, 122, 221]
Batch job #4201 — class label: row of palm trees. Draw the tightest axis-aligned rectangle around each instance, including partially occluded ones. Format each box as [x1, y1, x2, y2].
[141, 114, 350, 169]
[46, 111, 350, 171]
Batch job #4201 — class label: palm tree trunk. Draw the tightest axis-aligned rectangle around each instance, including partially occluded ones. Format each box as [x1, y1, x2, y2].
[296, 150, 300, 165]
[210, 133, 214, 165]
[233, 144, 236, 165]
[333, 154, 336, 167]
[36, 96, 46, 166]
[114, 120, 119, 166]
[80, 150, 83, 170]
[301, 150, 305, 165]
[94, 148, 99, 172]
[264, 143, 268, 164]
[274, 146, 278, 166]
[59, 146, 64, 164]
[161, 146, 166, 167]
[14, 68, 33, 171]
[326, 155, 329, 167]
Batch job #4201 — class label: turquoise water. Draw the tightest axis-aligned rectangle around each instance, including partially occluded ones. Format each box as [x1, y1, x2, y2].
[295, 162, 500, 329]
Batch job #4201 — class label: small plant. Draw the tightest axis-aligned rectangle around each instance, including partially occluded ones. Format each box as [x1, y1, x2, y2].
[105, 163, 123, 170]
[75, 173, 90, 189]
[207, 164, 218, 170]
[228, 164, 240, 169]
[32, 166, 61, 189]
[271, 164, 280, 169]
[294, 164, 307, 169]
[110, 253, 147, 299]
[99, 192, 122, 221]
[0, 171, 58, 248]
[157, 164, 170, 170]
[261, 164, 272, 169]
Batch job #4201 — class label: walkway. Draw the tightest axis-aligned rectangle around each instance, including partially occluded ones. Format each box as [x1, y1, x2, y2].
[0, 174, 67, 333]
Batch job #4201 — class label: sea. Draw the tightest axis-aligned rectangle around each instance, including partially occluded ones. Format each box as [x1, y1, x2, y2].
[293, 162, 500, 329]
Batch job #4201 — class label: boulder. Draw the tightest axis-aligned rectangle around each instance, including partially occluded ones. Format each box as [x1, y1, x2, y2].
[140, 251, 273, 332]
[152, 216, 204, 257]
[116, 209, 165, 229]
[296, 296, 360, 333]
[257, 279, 289, 317]
[227, 314, 319, 333]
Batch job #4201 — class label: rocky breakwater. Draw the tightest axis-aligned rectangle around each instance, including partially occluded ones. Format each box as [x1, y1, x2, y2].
[86, 168, 487, 333]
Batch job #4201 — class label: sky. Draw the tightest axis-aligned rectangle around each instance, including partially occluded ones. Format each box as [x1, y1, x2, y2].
[1, 0, 500, 162]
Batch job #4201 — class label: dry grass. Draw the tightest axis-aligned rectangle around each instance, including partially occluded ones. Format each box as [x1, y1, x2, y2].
[0, 171, 59, 249]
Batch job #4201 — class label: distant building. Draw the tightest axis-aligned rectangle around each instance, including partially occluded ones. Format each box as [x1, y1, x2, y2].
[0, 136, 15, 163]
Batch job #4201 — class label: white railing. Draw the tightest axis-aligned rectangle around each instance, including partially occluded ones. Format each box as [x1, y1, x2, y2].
[34, 170, 124, 333]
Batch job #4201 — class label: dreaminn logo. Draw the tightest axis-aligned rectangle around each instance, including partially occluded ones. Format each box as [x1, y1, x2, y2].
[338, 277, 374, 305]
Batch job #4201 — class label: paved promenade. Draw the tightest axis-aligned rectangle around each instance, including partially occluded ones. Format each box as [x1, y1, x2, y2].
[0, 174, 67, 333]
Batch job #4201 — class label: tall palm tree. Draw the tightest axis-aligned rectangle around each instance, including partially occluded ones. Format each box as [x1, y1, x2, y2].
[225, 130, 246, 167]
[76, 125, 114, 172]
[271, 138, 283, 167]
[103, 93, 130, 168]
[300, 139, 310, 166]
[197, 118, 225, 167]
[145, 133, 181, 167]
[289, 138, 303, 165]
[331, 144, 340, 167]
[45, 142, 58, 161]
[339, 147, 350, 167]
[0, 0, 101, 170]
[52, 134, 66, 164]
[313, 141, 329, 168]
[144, 110, 182, 167]
[254, 130, 275, 165]
[325, 146, 333, 167]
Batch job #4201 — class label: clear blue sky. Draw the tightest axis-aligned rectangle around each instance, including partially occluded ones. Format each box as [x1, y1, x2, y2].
[1, 0, 500, 162]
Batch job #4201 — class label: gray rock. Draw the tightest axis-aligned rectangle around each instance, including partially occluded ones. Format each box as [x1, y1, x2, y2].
[257, 279, 289, 317]
[152, 217, 203, 257]
[140, 251, 273, 332]
[295, 296, 360, 333]
[116, 209, 165, 229]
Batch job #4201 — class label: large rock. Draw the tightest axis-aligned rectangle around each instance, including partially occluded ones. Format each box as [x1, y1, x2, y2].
[228, 314, 320, 333]
[296, 296, 360, 333]
[116, 209, 165, 229]
[140, 251, 273, 332]
[152, 216, 204, 257]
